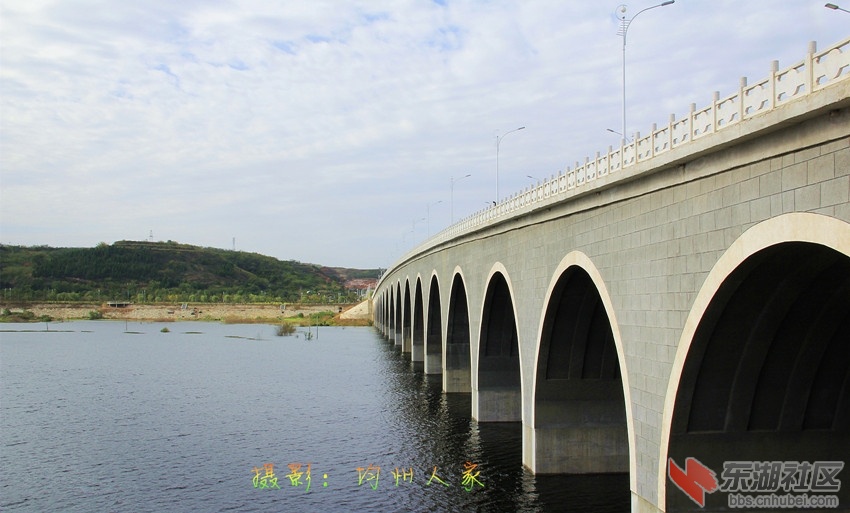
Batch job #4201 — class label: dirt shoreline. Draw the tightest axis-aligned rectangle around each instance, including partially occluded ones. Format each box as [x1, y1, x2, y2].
[1, 301, 372, 325]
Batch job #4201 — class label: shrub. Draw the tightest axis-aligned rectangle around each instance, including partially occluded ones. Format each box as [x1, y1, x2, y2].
[275, 323, 295, 336]
[88, 310, 103, 320]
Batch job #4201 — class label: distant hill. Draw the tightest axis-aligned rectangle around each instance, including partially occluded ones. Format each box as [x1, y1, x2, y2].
[0, 241, 379, 304]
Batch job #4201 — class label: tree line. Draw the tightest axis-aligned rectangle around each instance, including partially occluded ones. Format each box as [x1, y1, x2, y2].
[0, 241, 377, 304]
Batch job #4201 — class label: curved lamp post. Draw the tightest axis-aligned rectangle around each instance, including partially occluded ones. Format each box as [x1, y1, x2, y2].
[617, 1, 675, 144]
[606, 127, 633, 142]
[825, 3, 850, 13]
[450, 174, 471, 223]
[495, 126, 525, 203]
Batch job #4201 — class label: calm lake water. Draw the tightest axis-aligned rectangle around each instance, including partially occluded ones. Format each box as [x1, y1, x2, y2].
[0, 321, 628, 512]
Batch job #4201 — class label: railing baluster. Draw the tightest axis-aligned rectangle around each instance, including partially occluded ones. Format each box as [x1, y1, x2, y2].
[739, 77, 746, 122]
[769, 59, 778, 110]
[806, 41, 815, 95]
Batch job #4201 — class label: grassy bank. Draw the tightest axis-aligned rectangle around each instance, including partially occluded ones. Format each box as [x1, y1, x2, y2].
[0, 302, 372, 327]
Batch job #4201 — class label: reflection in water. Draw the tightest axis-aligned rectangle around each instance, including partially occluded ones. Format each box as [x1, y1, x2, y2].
[374, 336, 629, 513]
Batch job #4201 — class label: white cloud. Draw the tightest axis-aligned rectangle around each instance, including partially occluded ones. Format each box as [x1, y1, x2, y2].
[1, 0, 847, 268]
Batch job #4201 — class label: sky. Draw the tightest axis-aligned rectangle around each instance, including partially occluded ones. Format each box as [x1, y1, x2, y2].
[1, 1, 847, 269]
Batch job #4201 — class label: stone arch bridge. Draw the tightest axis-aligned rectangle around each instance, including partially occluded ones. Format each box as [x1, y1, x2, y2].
[373, 38, 850, 512]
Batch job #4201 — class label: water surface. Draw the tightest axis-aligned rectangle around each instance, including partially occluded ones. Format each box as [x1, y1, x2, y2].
[0, 321, 628, 512]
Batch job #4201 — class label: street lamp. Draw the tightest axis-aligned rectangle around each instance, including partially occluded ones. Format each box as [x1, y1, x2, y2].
[826, 3, 850, 13]
[450, 174, 471, 223]
[606, 128, 633, 142]
[495, 126, 525, 203]
[617, 1, 675, 144]
[426, 200, 442, 237]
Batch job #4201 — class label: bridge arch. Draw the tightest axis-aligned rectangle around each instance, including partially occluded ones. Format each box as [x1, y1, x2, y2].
[394, 282, 402, 347]
[402, 279, 412, 352]
[530, 251, 633, 479]
[445, 268, 472, 393]
[377, 292, 383, 335]
[384, 289, 390, 338]
[660, 213, 850, 511]
[412, 275, 425, 363]
[375, 292, 380, 331]
[380, 290, 387, 337]
[383, 289, 388, 337]
[476, 263, 523, 422]
[425, 272, 443, 374]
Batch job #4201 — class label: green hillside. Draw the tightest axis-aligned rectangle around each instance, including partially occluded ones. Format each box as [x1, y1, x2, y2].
[0, 241, 378, 304]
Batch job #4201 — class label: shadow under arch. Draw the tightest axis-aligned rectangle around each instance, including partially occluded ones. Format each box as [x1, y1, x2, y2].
[477, 264, 522, 422]
[412, 276, 425, 363]
[425, 273, 443, 375]
[445, 269, 471, 393]
[523, 251, 637, 478]
[661, 213, 850, 512]
[384, 289, 390, 338]
[394, 282, 402, 347]
[373, 292, 381, 334]
[402, 279, 412, 353]
[530, 251, 632, 478]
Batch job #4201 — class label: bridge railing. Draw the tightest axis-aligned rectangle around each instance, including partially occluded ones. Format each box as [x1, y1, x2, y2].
[388, 37, 850, 275]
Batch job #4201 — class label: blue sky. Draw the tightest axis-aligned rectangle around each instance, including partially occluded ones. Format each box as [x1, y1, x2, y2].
[1, 1, 847, 268]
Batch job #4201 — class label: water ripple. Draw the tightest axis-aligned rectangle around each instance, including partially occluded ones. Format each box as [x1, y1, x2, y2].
[1, 323, 628, 512]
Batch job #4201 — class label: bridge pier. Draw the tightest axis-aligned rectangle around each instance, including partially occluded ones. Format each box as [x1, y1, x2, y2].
[425, 277, 443, 374]
[443, 366, 470, 393]
[412, 281, 424, 361]
[402, 328, 411, 352]
[474, 387, 521, 422]
[527, 400, 628, 473]
[394, 289, 402, 347]
[424, 351, 440, 374]
[411, 340, 423, 361]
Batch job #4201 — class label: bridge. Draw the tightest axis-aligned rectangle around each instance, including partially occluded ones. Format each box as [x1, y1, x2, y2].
[372, 38, 850, 512]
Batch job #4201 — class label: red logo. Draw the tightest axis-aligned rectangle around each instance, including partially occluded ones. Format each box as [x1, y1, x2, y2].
[668, 457, 719, 507]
